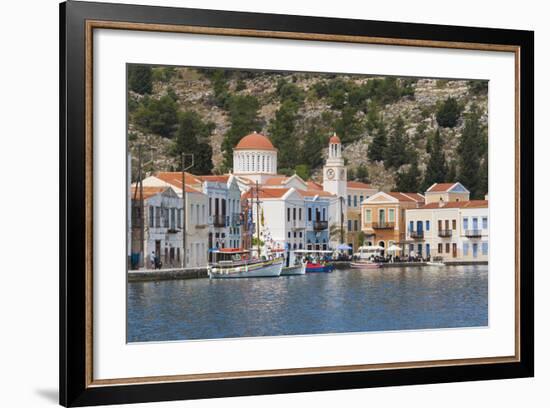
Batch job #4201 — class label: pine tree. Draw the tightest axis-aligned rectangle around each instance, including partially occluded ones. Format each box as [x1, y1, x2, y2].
[171, 111, 214, 175]
[458, 107, 485, 198]
[384, 116, 409, 169]
[128, 65, 152, 95]
[395, 151, 421, 192]
[301, 123, 324, 169]
[368, 121, 387, 162]
[423, 129, 448, 188]
[269, 99, 301, 169]
[436, 97, 462, 128]
[356, 164, 370, 183]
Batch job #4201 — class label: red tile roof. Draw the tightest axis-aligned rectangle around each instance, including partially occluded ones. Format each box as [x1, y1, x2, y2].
[347, 181, 374, 189]
[264, 176, 290, 185]
[242, 187, 291, 199]
[387, 192, 425, 203]
[307, 181, 323, 191]
[419, 200, 488, 209]
[329, 133, 341, 144]
[154, 171, 202, 186]
[426, 182, 458, 193]
[234, 132, 276, 151]
[130, 186, 169, 200]
[197, 175, 230, 183]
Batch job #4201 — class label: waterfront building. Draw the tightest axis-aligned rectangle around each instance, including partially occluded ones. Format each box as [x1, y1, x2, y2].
[232, 131, 278, 184]
[424, 182, 470, 204]
[130, 185, 209, 269]
[322, 133, 348, 248]
[361, 192, 425, 254]
[300, 190, 333, 251]
[406, 197, 488, 261]
[346, 181, 378, 254]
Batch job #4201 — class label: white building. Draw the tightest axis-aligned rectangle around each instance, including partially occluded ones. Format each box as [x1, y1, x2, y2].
[405, 183, 488, 262]
[233, 131, 278, 184]
[322, 133, 347, 248]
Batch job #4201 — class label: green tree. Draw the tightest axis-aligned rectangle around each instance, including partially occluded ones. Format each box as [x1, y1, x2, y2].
[221, 95, 261, 169]
[210, 69, 230, 108]
[295, 164, 311, 180]
[467, 80, 488, 96]
[128, 65, 152, 95]
[269, 99, 301, 169]
[384, 116, 409, 169]
[395, 151, 421, 192]
[355, 164, 370, 183]
[334, 106, 362, 144]
[134, 94, 178, 138]
[171, 111, 214, 175]
[368, 121, 387, 162]
[300, 123, 325, 169]
[423, 129, 448, 188]
[436, 97, 462, 128]
[458, 107, 486, 198]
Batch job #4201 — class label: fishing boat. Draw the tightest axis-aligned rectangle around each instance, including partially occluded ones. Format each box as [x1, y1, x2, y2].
[351, 245, 383, 269]
[208, 248, 283, 279]
[280, 250, 307, 276]
[426, 256, 445, 267]
[294, 249, 334, 273]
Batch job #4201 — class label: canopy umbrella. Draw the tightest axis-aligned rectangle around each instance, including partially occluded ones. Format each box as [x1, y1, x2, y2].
[387, 244, 402, 252]
[336, 243, 352, 251]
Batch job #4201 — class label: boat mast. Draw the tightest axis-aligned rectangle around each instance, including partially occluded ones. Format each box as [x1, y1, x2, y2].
[255, 181, 261, 257]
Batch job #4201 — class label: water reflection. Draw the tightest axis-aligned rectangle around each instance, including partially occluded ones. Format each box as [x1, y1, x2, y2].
[127, 265, 488, 342]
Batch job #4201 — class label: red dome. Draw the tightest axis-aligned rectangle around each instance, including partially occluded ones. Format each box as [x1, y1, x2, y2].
[234, 132, 276, 151]
[329, 133, 341, 144]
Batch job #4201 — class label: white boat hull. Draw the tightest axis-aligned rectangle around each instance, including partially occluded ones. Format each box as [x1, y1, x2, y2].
[350, 262, 381, 269]
[208, 259, 283, 279]
[281, 263, 306, 276]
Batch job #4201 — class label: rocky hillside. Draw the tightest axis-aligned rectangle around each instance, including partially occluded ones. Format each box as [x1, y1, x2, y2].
[127, 66, 488, 194]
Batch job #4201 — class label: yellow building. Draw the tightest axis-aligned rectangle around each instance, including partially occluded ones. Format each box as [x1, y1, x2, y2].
[345, 181, 378, 253]
[361, 192, 424, 254]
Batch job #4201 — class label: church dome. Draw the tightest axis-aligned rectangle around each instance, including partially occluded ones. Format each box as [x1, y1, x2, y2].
[235, 132, 277, 151]
[329, 133, 341, 144]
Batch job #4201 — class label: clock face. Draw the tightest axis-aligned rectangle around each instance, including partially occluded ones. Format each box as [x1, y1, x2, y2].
[326, 168, 335, 180]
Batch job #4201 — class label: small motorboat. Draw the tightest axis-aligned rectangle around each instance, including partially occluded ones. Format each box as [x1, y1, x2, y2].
[208, 248, 283, 279]
[426, 256, 445, 267]
[350, 261, 381, 269]
[281, 250, 307, 276]
[293, 249, 334, 273]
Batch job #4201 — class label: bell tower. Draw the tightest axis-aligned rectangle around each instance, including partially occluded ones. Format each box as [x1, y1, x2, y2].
[323, 133, 347, 199]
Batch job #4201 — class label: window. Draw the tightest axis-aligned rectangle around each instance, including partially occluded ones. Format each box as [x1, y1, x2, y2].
[463, 243, 469, 256]
[208, 198, 212, 216]
[438, 243, 443, 254]
[299, 208, 302, 221]
[288, 232, 291, 238]
[426, 243, 431, 256]
[473, 243, 479, 258]
[155, 206, 161, 227]
[354, 220, 358, 231]
[438, 219, 442, 231]
[417, 244, 422, 256]
[445, 219, 449, 230]
[360, 195, 364, 204]
[482, 242, 489, 255]
[287, 208, 290, 222]
[348, 220, 352, 231]
[389, 208, 395, 222]
[293, 207, 296, 221]
[353, 195, 357, 207]
[482, 217, 488, 229]
[177, 208, 182, 228]
[409, 220, 414, 232]
[463, 217, 468, 230]
[452, 219, 456, 230]
[426, 220, 430, 231]
[149, 207, 154, 227]
[294, 232, 297, 238]
[472, 217, 479, 230]
[445, 243, 450, 253]
[347, 195, 351, 206]
[365, 209, 372, 223]
[308, 207, 312, 221]
[322, 208, 326, 221]
[299, 232, 303, 238]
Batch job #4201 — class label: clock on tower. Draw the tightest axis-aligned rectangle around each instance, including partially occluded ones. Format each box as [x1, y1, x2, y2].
[322, 133, 347, 199]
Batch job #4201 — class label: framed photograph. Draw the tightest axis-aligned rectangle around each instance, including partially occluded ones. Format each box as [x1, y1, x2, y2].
[60, 1, 534, 406]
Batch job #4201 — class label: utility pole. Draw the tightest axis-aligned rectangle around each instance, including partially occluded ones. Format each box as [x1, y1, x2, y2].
[134, 144, 145, 268]
[255, 181, 261, 258]
[180, 152, 194, 269]
[340, 196, 344, 245]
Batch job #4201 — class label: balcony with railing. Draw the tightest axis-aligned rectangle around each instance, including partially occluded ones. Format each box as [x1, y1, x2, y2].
[313, 220, 328, 231]
[291, 220, 305, 230]
[465, 229, 482, 238]
[231, 212, 242, 227]
[438, 229, 453, 238]
[212, 214, 227, 228]
[372, 221, 395, 229]
[410, 230, 424, 239]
